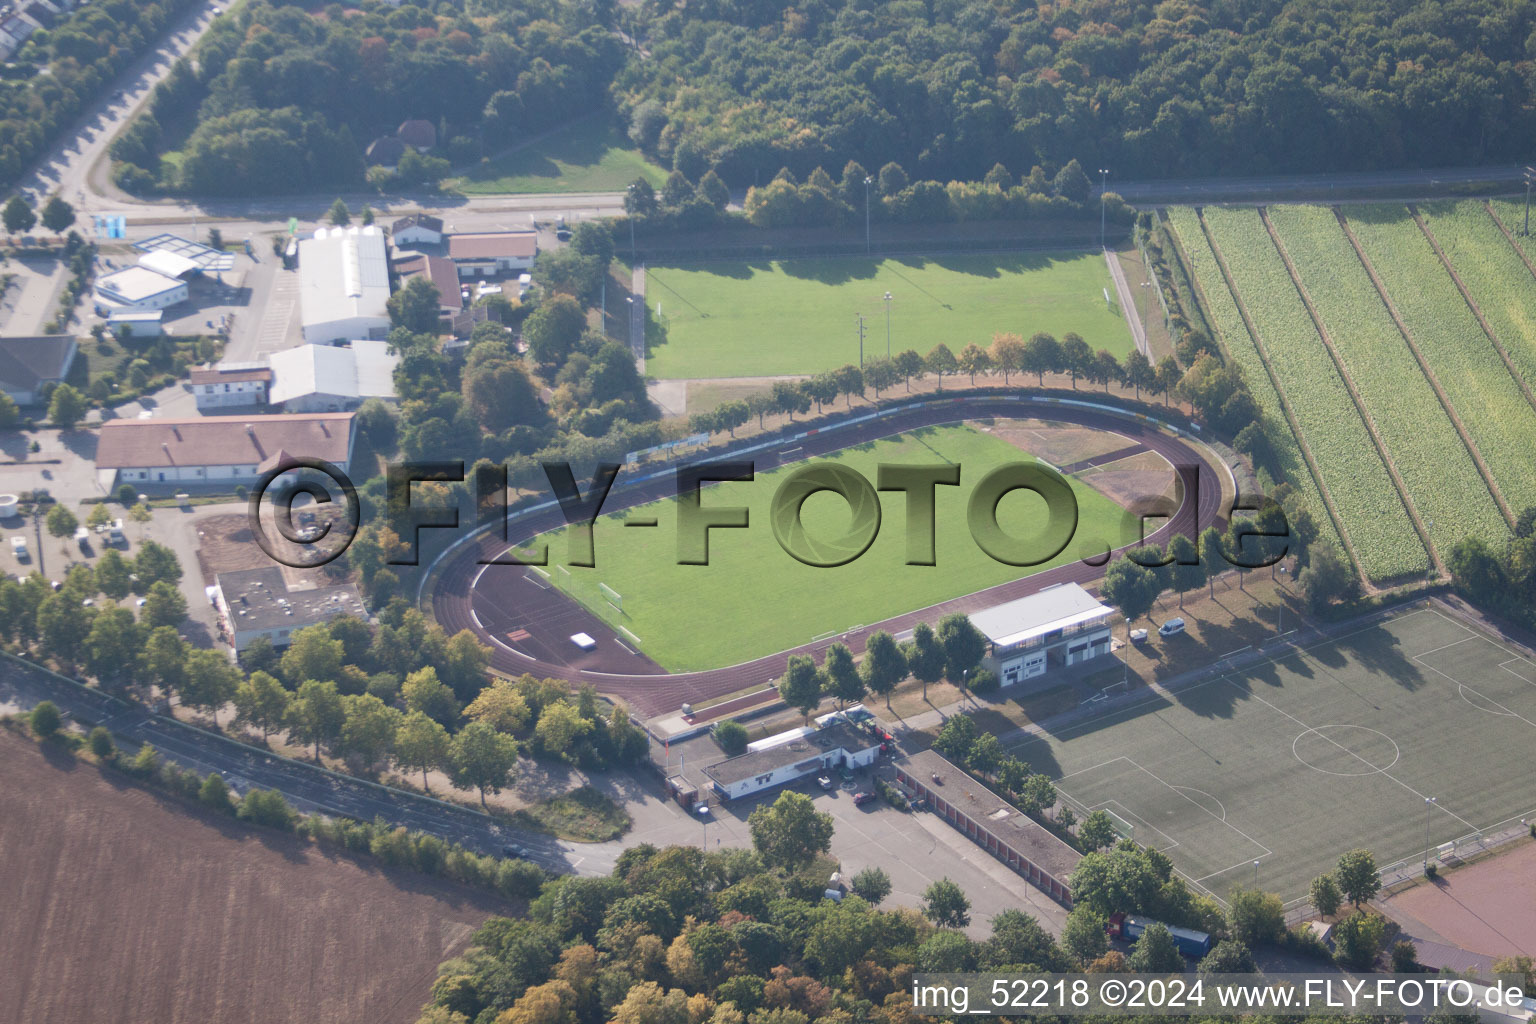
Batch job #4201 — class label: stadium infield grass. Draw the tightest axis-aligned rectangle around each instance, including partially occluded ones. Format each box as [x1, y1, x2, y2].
[1010, 604, 1536, 904]
[643, 251, 1131, 379]
[523, 423, 1145, 672]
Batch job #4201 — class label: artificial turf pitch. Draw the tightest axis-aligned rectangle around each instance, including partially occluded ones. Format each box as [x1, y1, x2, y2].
[1011, 604, 1536, 905]
[526, 423, 1143, 672]
[643, 252, 1130, 379]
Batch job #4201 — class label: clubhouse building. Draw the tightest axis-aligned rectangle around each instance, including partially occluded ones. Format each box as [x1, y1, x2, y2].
[970, 583, 1117, 690]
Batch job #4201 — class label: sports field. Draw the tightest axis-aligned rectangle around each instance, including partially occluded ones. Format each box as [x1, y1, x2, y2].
[644, 252, 1130, 379]
[526, 423, 1146, 672]
[1011, 604, 1536, 905]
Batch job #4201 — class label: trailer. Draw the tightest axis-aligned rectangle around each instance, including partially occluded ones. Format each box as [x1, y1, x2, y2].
[1108, 912, 1212, 958]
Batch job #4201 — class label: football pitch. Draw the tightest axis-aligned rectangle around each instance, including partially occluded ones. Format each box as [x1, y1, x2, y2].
[525, 423, 1145, 672]
[1010, 605, 1536, 905]
[643, 252, 1130, 379]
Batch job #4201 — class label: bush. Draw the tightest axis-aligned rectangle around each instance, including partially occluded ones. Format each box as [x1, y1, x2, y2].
[199, 772, 234, 813]
[714, 719, 749, 756]
[237, 788, 296, 830]
[29, 701, 61, 738]
[495, 857, 549, 899]
[967, 668, 999, 694]
[875, 779, 909, 811]
[128, 742, 161, 776]
[1391, 939, 1419, 972]
[116, 482, 138, 505]
[88, 726, 115, 759]
[1425, 862, 1438, 879]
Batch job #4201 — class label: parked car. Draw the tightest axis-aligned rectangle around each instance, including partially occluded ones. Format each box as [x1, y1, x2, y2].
[1129, 628, 1149, 643]
[817, 776, 834, 790]
[10, 536, 27, 560]
[1158, 618, 1186, 637]
[852, 791, 875, 806]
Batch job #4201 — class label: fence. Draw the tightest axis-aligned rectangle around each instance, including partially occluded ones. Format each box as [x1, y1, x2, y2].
[1135, 221, 1172, 330]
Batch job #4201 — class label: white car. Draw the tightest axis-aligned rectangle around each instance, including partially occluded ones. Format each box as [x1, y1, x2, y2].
[818, 776, 834, 790]
[10, 536, 27, 559]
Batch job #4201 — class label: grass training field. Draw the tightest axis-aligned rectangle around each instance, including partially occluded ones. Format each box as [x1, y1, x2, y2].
[525, 422, 1146, 672]
[1011, 604, 1536, 904]
[448, 118, 666, 195]
[643, 251, 1130, 379]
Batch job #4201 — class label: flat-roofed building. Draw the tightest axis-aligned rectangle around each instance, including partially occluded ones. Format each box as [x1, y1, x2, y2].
[970, 583, 1116, 689]
[94, 266, 188, 311]
[701, 720, 882, 801]
[895, 749, 1081, 906]
[298, 225, 391, 345]
[213, 565, 367, 652]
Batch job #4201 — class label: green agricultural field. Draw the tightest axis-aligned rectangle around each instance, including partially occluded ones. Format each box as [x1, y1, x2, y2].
[1419, 201, 1536, 394]
[448, 119, 667, 195]
[1162, 208, 1339, 552]
[1345, 206, 1536, 516]
[1201, 207, 1426, 582]
[525, 422, 1145, 672]
[643, 251, 1130, 379]
[1266, 205, 1506, 556]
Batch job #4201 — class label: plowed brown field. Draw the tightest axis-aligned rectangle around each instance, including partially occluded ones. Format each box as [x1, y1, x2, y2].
[0, 730, 509, 1024]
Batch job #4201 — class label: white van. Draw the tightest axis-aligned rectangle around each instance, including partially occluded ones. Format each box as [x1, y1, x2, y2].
[1158, 618, 1186, 637]
[108, 519, 125, 544]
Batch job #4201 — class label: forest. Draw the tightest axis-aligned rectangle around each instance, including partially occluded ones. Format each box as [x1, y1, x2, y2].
[103, 0, 1536, 197]
[616, 0, 1536, 184]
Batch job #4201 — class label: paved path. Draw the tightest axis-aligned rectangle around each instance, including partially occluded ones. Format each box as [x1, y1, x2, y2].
[1104, 247, 1149, 358]
[630, 262, 646, 372]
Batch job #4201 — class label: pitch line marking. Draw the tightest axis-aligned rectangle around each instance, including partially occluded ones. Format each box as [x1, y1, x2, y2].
[1226, 680, 1480, 832]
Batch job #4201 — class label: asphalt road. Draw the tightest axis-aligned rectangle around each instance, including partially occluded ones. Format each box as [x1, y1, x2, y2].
[0, 653, 612, 877]
[430, 393, 1228, 717]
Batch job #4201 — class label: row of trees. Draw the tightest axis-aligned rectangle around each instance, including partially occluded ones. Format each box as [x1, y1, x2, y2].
[1447, 507, 1536, 633]
[0, 0, 202, 191]
[689, 335, 1187, 441]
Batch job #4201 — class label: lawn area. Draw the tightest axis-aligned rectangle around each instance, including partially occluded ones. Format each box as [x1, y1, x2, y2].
[1009, 604, 1536, 904]
[448, 119, 667, 195]
[509, 787, 630, 842]
[523, 422, 1143, 672]
[643, 251, 1130, 379]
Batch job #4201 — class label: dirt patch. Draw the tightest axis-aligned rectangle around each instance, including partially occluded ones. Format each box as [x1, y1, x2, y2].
[193, 511, 347, 590]
[686, 380, 779, 415]
[982, 417, 1136, 467]
[1075, 449, 1179, 512]
[0, 730, 509, 1024]
[1382, 840, 1536, 957]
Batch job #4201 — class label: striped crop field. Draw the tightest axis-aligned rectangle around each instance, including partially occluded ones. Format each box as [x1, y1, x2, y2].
[1417, 200, 1536, 393]
[1265, 206, 1506, 556]
[1345, 206, 1536, 517]
[1162, 208, 1340, 551]
[1201, 206, 1427, 581]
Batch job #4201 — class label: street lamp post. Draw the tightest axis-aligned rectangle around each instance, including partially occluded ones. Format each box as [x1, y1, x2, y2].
[864, 175, 873, 254]
[1098, 168, 1109, 248]
[1524, 166, 1534, 236]
[883, 291, 892, 357]
[1424, 796, 1437, 871]
[626, 183, 637, 260]
[1124, 617, 1131, 687]
[1253, 860, 1260, 885]
[856, 313, 866, 368]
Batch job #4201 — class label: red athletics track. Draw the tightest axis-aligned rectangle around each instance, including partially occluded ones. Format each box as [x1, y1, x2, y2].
[429, 395, 1229, 718]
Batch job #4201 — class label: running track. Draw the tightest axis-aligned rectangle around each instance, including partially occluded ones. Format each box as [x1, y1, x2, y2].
[430, 395, 1227, 718]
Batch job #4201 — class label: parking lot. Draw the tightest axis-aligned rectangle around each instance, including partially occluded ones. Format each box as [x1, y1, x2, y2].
[656, 728, 1070, 937]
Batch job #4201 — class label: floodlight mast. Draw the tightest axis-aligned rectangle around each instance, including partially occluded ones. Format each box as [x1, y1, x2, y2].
[1098, 168, 1110, 248]
[1524, 166, 1534, 236]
